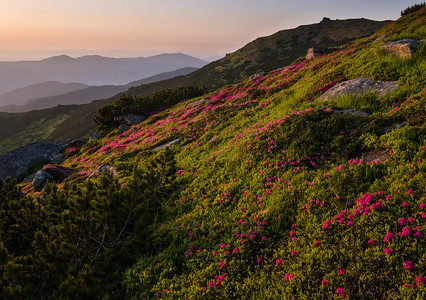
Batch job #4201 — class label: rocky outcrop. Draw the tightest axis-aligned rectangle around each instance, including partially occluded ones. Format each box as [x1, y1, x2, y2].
[118, 124, 130, 134]
[0, 142, 65, 181]
[319, 77, 398, 101]
[88, 164, 118, 178]
[334, 109, 370, 118]
[124, 114, 145, 125]
[306, 46, 328, 59]
[153, 139, 181, 151]
[380, 122, 407, 134]
[381, 39, 423, 59]
[32, 170, 53, 192]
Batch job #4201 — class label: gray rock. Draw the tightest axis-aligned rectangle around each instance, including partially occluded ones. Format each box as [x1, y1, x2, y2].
[334, 109, 370, 118]
[373, 34, 390, 44]
[32, 169, 53, 192]
[23, 173, 35, 183]
[0, 142, 65, 181]
[381, 39, 423, 59]
[188, 98, 207, 106]
[88, 164, 118, 178]
[319, 77, 398, 101]
[124, 114, 145, 125]
[90, 130, 100, 141]
[51, 153, 65, 164]
[118, 124, 130, 134]
[306, 46, 328, 59]
[65, 139, 85, 149]
[380, 122, 407, 134]
[152, 139, 181, 151]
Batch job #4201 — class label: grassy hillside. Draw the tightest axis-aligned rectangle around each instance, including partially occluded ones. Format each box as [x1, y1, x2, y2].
[0, 18, 388, 154]
[1, 7, 425, 299]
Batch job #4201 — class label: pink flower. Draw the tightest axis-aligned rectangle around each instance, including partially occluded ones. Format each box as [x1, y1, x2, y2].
[336, 287, 346, 298]
[400, 227, 411, 237]
[404, 260, 414, 270]
[233, 248, 238, 253]
[371, 202, 382, 210]
[408, 217, 414, 223]
[220, 261, 225, 268]
[338, 269, 346, 275]
[402, 202, 410, 208]
[414, 232, 422, 239]
[276, 258, 282, 265]
[284, 273, 294, 281]
[155, 294, 160, 298]
[321, 279, 329, 285]
[257, 257, 262, 264]
[323, 220, 331, 230]
[383, 248, 393, 255]
[261, 236, 267, 241]
[314, 240, 321, 246]
[384, 232, 394, 243]
[420, 203, 426, 210]
[291, 251, 297, 256]
[347, 221, 353, 226]
[289, 231, 296, 237]
[368, 239, 375, 244]
[407, 189, 413, 194]
[398, 218, 406, 226]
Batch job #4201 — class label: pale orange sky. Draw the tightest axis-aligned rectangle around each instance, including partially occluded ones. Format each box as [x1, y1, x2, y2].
[0, 0, 419, 60]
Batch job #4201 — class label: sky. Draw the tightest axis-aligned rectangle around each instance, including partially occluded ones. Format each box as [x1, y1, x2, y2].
[0, 0, 421, 61]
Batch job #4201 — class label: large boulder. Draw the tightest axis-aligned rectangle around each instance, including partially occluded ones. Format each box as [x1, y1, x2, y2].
[319, 77, 398, 101]
[32, 170, 53, 192]
[334, 109, 370, 118]
[0, 142, 65, 181]
[381, 39, 423, 59]
[124, 114, 145, 125]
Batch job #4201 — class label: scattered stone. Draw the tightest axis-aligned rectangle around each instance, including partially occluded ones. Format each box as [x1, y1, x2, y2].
[114, 116, 124, 123]
[90, 130, 100, 141]
[65, 139, 85, 149]
[381, 39, 423, 59]
[0, 142, 65, 181]
[153, 139, 181, 151]
[124, 114, 145, 125]
[319, 77, 398, 101]
[23, 173, 35, 183]
[380, 122, 407, 134]
[372, 34, 390, 44]
[363, 151, 389, 163]
[32, 170, 53, 192]
[88, 164, 118, 178]
[306, 46, 328, 59]
[334, 109, 370, 118]
[188, 98, 207, 106]
[118, 124, 130, 134]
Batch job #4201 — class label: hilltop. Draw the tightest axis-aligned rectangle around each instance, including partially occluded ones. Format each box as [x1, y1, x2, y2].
[0, 17, 389, 154]
[0, 6, 425, 298]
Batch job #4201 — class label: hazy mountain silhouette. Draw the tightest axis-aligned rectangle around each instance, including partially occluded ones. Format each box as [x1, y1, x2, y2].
[0, 53, 208, 95]
[0, 67, 198, 113]
[0, 81, 89, 107]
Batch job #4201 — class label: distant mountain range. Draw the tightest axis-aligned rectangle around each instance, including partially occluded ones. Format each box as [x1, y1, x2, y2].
[0, 53, 207, 95]
[0, 67, 198, 112]
[0, 17, 391, 154]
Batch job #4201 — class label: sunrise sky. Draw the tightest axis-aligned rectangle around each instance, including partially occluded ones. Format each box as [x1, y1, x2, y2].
[0, 0, 420, 60]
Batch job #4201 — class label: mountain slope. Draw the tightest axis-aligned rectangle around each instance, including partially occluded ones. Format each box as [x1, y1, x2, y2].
[1, 7, 426, 299]
[0, 67, 198, 113]
[0, 18, 391, 154]
[0, 81, 89, 107]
